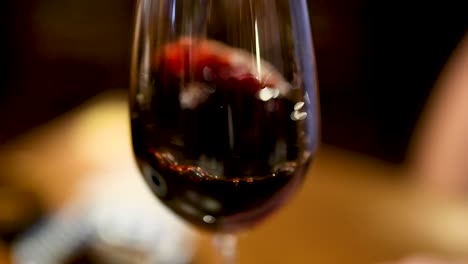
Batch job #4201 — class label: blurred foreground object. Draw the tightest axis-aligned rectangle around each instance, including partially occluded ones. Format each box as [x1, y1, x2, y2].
[12, 165, 195, 264]
[410, 34, 468, 195]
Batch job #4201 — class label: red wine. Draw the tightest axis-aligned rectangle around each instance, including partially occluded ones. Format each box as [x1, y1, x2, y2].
[131, 38, 314, 232]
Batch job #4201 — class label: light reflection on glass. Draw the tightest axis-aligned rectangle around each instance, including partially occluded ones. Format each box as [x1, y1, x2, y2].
[170, 0, 177, 24]
[257, 87, 280, 101]
[291, 111, 307, 121]
[294, 102, 305, 111]
[254, 19, 262, 77]
[203, 215, 216, 224]
[291, 101, 307, 121]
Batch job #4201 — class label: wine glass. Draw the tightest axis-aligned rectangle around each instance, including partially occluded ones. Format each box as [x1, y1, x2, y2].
[130, 0, 319, 262]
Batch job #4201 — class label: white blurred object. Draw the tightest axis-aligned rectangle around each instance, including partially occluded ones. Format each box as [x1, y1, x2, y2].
[379, 255, 468, 264]
[12, 163, 196, 264]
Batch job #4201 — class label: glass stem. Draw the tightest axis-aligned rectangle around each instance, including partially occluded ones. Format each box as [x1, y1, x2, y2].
[212, 234, 238, 264]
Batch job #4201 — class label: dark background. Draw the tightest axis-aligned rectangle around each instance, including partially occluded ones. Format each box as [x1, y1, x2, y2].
[0, 0, 466, 163]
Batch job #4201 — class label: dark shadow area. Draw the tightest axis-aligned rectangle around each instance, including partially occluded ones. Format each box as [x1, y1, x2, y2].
[309, 0, 467, 162]
[0, 0, 134, 142]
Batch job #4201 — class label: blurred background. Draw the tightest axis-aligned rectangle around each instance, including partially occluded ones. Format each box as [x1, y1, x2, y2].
[0, 0, 467, 263]
[0, 0, 466, 162]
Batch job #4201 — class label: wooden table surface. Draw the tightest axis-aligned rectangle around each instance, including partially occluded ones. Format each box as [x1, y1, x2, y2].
[1, 92, 468, 264]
